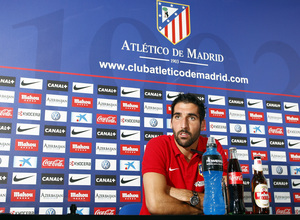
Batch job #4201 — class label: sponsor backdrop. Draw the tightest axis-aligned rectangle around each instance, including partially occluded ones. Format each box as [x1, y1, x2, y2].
[0, 0, 299, 215]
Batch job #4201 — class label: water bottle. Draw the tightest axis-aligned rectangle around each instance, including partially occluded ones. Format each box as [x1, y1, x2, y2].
[202, 137, 225, 215]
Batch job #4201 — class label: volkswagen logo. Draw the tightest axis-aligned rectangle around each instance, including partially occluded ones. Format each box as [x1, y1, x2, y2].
[45, 208, 56, 215]
[101, 160, 111, 169]
[51, 111, 61, 121]
[234, 124, 242, 133]
[276, 166, 283, 174]
[150, 118, 158, 127]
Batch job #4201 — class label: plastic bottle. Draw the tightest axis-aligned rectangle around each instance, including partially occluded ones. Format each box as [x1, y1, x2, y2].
[202, 137, 225, 215]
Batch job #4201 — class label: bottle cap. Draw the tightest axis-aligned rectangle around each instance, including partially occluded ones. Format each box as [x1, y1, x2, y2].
[207, 137, 215, 145]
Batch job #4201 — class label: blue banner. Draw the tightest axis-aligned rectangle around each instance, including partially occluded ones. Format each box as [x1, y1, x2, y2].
[0, 0, 299, 215]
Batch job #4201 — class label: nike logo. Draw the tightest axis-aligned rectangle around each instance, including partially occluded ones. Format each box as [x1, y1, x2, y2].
[17, 126, 37, 133]
[248, 101, 260, 106]
[292, 182, 300, 187]
[121, 89, 138, 95]
[216, 137, 226, 142]
[209, 97, 223, 103]
[285, 104, 296, 109]
[73, 85, 91, 90]
[70, 176, 88, 183]
[251, 140, 264, 145]
[71, 129, 90, 135]
[121, 177, 138, 184]
[20, 80, 39, 86]
[13, 175, 34, 182]
[121, 132, 138, 138]
[169, 168, 179, 171]
[167, 94, 179, 99]
[289, 142, 300, 147]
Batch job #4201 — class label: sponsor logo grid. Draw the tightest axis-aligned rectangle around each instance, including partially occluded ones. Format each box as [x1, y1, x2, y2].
[0, 73, 299, 215]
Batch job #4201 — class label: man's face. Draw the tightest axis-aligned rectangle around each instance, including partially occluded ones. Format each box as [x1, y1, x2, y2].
[171, 102, 202, 148]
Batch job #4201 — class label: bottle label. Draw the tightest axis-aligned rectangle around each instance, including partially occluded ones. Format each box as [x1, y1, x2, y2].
[203, 155, 223, 171]
[254, 184, 269, 208]
[228, 172, 243, 184]
[253, 158, 263, 171]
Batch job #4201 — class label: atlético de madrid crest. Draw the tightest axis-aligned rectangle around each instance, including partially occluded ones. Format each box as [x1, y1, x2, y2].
[157, 0, 191, 45]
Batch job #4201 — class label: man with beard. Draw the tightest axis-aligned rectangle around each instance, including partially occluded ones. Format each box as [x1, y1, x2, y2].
[140, 93, 228, 215]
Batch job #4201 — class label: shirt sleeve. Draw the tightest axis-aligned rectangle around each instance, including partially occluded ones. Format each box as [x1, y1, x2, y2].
[215, 139, 228, 175]
[142, 136, 167, 177]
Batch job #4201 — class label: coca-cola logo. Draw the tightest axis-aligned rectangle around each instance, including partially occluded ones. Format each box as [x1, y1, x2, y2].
[94, 208, 116, 215]
[228, 172, 243, 184]
[96, 114, 117, 125]
[0, 107, 13, 118]
[276, 207, 292, 215]
[42, 157, 65, 169]
[268, 126, 284, 135]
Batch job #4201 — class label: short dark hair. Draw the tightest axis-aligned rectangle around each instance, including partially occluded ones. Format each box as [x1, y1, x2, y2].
[171, 93, 206, 122]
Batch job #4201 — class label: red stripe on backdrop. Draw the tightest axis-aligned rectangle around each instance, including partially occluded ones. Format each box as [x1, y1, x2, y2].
[164, 24, 168, 38]
[172, 19, 176, 44]
[186, 7, 190, 35]
[179, 12, 183, 40]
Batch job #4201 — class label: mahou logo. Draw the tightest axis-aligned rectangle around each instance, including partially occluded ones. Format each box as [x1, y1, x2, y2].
[285, 115, 300, 124]
[96, 114, 117, 125]
[252, 151, 268, 160]
[19, 92, 42, 104]
[11, 189, 35, 202]
[248, 111, 264, 121]
[268, 126, 284, 136]
[121, 101, 140, 112]
[120, 144, 140, 156]
[209, 108, 226, 118]
[94, 207, 116, 215]
[68, 190, 90, 202]
[289, 153, 300, 162]
[72, 97, 93, 108]
[42, 157, 65, 169]
[294, 193, 300, 202]
[120, 191, 141, 202]
[0, 107, 13, 118]
[166, 105, 172, 114]
[15, 139, 38, 151]
[70, 142, 92, 153]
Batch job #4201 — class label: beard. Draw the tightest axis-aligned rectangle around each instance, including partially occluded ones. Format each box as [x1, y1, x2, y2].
[174, 129, 200, 148]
